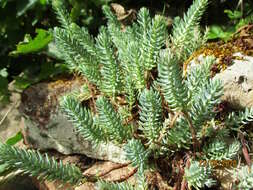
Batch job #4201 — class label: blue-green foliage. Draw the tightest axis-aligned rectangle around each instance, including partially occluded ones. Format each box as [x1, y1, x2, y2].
[203, 139, 240, 160]
[97, 180, 135, 190]
[54, 0, 244, 188]
[124, 139, 149, 173]
[96, 97, 132, 143]
[139, 88, 163, 146]
[1, 0, 252, 189]
[60, 95, 131, 145]
[157, 51, 189, 111]
[234, 164, 253, 190]
[0, 143, 82, 185]
[171, 0, 209, 59]
[226, 107, 253, 127]
[95, 27, 123, 96]
[184, 161, 216, 190]
[54, 2, 167, 99]
[60, 96, 104, 145]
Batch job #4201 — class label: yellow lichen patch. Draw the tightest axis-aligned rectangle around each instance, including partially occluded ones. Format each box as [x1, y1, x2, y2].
[184, 26, 253, 75]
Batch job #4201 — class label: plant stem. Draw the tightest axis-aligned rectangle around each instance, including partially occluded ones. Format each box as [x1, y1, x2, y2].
[182, 111, 200, 152]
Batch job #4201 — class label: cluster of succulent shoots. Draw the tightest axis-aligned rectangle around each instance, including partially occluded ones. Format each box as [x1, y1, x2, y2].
[0, 0, 253, 189]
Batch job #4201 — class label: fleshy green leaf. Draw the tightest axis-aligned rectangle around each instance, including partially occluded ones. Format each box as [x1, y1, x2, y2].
[224, 9, 242, 20]
[5, 132, 23, 146]
[12, 29, 52, 55]
[39, 0, 47, 5]
[207, 25, 233, 41]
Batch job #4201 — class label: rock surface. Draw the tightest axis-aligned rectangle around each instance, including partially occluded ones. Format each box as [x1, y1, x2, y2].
[19, 77, 128, 164]
[0, 82, 23, 145]
[36, 158, 137, 190]
[36, 157, 172, 190]
[214, 53, 253, 109]
[188, 53, 253, 109]
[0, 82, 32, 189]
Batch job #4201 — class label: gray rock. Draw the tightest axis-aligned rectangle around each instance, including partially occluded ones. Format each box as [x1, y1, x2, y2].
[187, 53, 253, 109]
[20, 77, 128, 164]
[214, 53, 253, 109]
[0, 81, 25, 148]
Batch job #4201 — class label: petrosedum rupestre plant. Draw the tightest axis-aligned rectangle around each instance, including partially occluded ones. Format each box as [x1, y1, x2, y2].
[1, 0, 253, 189]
